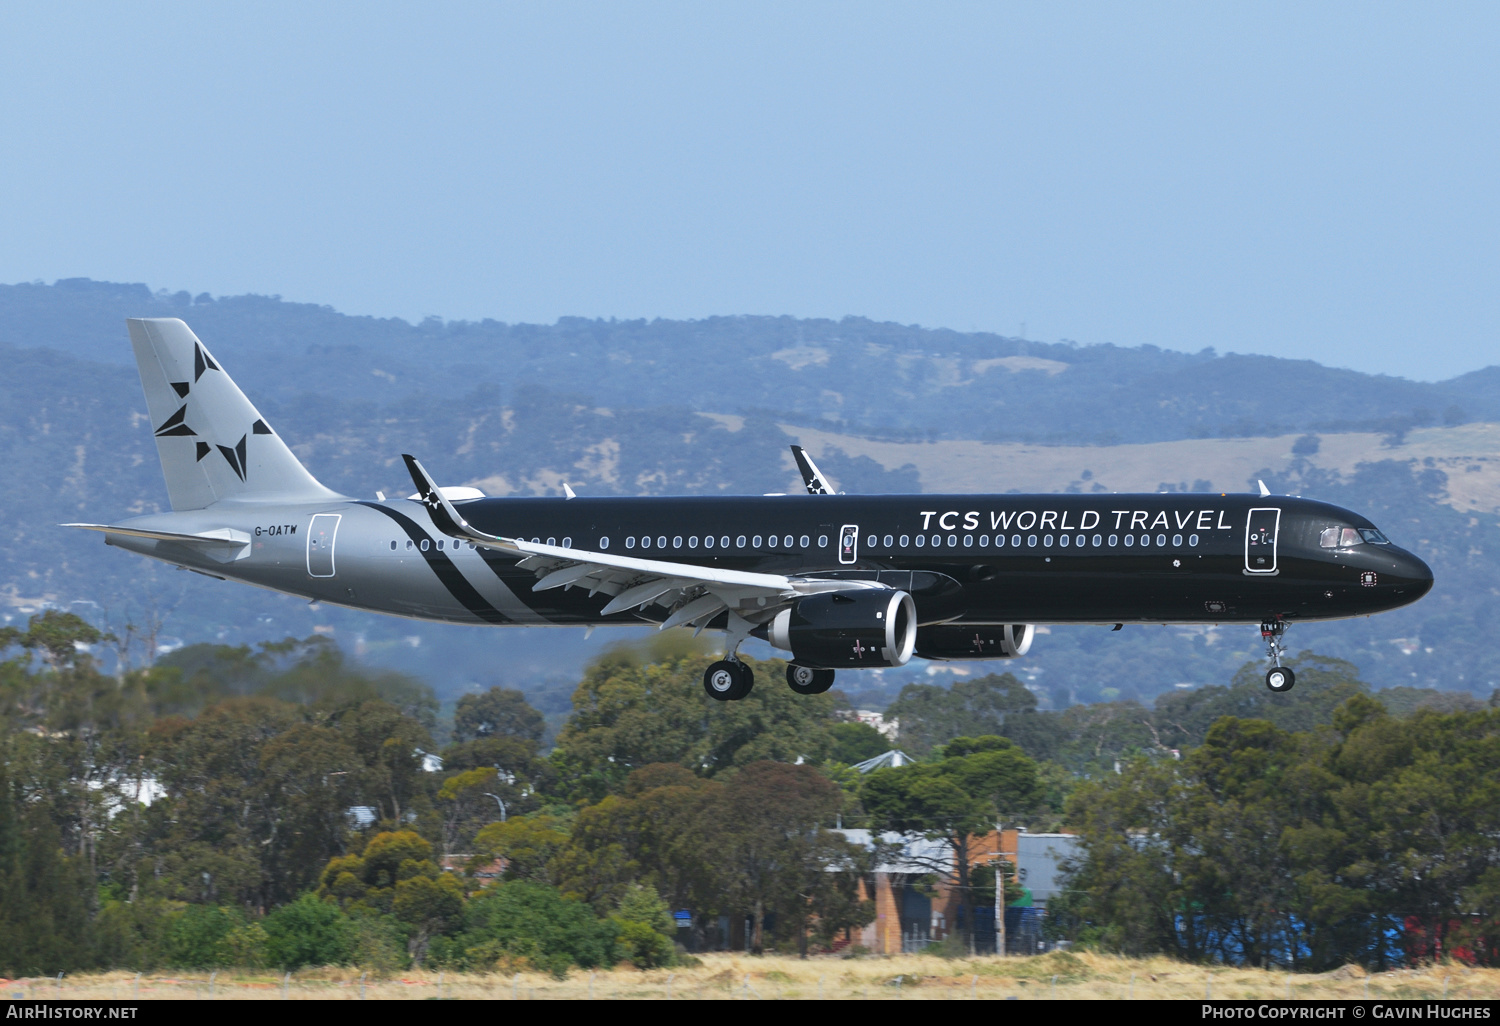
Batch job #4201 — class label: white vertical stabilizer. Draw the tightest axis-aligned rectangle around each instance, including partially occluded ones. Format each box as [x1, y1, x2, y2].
[128, 318, 344, 510]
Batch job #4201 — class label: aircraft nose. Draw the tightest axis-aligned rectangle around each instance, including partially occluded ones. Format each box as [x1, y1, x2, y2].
[1395, 548, 1434, 599]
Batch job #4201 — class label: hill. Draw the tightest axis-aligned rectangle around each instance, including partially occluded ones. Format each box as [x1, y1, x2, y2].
[2, 278, 1497, 708]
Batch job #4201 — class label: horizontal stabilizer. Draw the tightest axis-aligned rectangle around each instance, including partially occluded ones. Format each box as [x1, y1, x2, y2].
[63, 523, 251, 550]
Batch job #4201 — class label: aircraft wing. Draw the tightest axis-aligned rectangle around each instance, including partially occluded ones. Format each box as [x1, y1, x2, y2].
[402, 455, 883, 629]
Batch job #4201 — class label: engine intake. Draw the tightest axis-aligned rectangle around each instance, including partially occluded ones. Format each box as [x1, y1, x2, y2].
[768, 590, 917, 668]
[914, 624, 1035, 661]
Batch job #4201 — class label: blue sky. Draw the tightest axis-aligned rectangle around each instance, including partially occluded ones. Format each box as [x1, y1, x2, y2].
[1, 1, 1496, 380]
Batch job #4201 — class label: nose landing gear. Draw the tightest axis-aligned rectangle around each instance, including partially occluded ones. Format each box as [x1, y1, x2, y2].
[1261, 620, 1295, 693]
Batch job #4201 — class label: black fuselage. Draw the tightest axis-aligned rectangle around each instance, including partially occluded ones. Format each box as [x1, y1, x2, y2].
[444, 491, 1433, 627]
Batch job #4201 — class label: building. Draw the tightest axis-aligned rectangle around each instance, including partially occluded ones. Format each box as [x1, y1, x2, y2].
[833, 827, 1080, 954]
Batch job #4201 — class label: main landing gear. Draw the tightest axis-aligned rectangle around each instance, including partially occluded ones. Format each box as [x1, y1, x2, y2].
[703, 660, 754, 702]
[1261, 620, 1295, 693]
[786, 663, 836, 696]
[701, 612, 837, 701]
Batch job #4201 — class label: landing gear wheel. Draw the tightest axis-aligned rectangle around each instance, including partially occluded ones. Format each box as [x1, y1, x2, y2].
[704, 660, 754, 701]
[786, 663, 836, 695]
[1265, 666, 1296, 693]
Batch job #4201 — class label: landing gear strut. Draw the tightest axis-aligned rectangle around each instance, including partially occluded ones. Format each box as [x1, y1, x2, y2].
[1261, 620, 1295, 693]
[786, 663, 836, 695]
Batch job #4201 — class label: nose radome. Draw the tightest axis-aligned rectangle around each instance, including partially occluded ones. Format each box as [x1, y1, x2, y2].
[1398, 549, 1434, 595]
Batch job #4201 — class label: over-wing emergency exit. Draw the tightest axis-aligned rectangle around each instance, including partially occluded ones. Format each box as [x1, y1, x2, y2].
[68, 319, 1433, 699]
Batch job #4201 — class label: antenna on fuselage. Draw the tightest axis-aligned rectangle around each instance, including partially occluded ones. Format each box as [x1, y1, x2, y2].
[1258, 480, 1272, 497]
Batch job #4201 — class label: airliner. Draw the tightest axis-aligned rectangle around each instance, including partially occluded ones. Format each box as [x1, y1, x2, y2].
[67, 319, 1434, 700]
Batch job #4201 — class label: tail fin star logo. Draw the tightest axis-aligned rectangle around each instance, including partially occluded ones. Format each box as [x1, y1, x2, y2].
[193, 342, 220, 382]
[216, 435, 249, 482]
[154, 405, 196, 438]
[149, 339, 267, 483]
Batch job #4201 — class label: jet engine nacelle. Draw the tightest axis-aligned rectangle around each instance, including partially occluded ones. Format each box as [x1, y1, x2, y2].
[768, 590, 917, 668]
[913, 623, 1035, 661]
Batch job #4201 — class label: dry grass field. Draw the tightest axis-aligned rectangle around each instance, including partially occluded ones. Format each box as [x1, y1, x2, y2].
[7, 951, 1497, 1001]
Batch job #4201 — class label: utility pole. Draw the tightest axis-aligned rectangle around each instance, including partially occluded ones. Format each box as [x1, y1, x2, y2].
[995, 824, 1006, 957]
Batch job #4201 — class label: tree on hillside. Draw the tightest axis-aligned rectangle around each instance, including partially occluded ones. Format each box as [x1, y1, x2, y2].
[884, 673, 1038, 755]
[862, 735, 1039, 952]
[1152, 652, 1369, 749]
[453, 687, 545, 744]
[440, 688, 547, 829]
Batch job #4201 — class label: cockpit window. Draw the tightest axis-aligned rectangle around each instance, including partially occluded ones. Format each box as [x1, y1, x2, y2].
[1320, 527, 1365, 548]
[1320, 526, 1392, 548]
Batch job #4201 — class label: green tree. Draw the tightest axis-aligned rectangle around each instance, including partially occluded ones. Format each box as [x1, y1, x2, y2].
[453, 687, 545, 744]
[0, 770, 94, 975]
[263, 893, 354, 970]
[862, 736, 1038, 952]
[450, 881, 618, 975]
[471, 813, 570, 885]
[320, 829, 440, 912]
[165, 904, 247, 969]
[610, 883, 676, 968]
[706, 761, 867, 954]
[393, 872, 464, 966]
[436, 766, 501, 856]
[555, 654, 835, 796]
[19, 610, 106, 670]
[885, 673, 1037, 755]
[552, 764, 721, 918]
[1054, 696, 1500, 969]
[828, 721, 889, 764]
